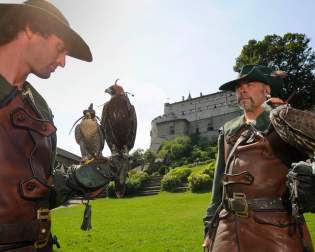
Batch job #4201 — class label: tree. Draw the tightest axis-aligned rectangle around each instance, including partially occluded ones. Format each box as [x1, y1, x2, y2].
[234, 33, 315, 109]
[158, 136, 192, 164]
[143, 149, 157, 164]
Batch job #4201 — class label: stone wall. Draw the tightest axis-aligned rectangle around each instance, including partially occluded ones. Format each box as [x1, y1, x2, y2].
[150, 91, 242, 151]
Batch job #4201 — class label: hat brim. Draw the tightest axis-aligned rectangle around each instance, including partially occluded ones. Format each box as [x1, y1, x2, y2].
[0, 3, 92, 62]
[219, 73, 283, 97]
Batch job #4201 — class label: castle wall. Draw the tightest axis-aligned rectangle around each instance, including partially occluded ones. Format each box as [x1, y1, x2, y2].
[150, 91, 242, 151]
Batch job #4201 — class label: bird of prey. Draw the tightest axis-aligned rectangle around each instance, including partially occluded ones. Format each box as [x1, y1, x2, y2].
[71, 103, 105, 163]
[101, 79, 137, 155]
[101, 79, 137, 197]
[270, 104, 315, 157]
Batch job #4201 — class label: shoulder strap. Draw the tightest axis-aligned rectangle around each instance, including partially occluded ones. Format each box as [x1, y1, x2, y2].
[0, 88, 17, 109]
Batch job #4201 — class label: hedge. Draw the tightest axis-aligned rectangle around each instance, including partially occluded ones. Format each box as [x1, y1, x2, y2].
[161, 167, 192, 192]
[107, 170, 149, 197]
[188, 173, 212, 193]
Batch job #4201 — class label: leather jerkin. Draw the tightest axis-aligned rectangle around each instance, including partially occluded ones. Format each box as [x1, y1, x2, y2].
[211, 127, 314, 252]
[0, 90, 56, 252]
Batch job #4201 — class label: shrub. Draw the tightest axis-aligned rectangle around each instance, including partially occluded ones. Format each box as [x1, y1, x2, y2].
[161, 175, 182, 192]
[161, 168, 192, 192]
[188, 173, 212, 193]
[201, 161, 215, 179]
[107, 170, 149, 197]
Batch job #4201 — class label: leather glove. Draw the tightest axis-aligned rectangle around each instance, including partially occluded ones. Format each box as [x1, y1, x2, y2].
[67, 159, 116, 196]
[287, 161, 315, 213]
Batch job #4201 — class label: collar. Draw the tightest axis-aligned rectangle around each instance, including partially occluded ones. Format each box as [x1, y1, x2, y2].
[224, 110, 271, 137]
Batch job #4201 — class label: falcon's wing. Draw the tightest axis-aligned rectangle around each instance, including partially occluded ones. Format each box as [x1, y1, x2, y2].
[101, 95, 137, 153]
[74, 124, 81, 144]
[127, 104, 137, 151]
[270, 105, 315, 157]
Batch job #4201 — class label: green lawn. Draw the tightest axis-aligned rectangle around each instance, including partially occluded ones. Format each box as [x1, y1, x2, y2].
[51, 192, 315, 252]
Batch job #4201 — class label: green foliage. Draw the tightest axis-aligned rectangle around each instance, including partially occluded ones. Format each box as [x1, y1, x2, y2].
[234, 33, 315, 109]
[157, 135, 217, 167]
[188, 173, 212, 193]
[130, 148, 144, 168]
[143, 149, 157, 164]
[107, 170, 149, 197]
[188, 163, 215, 193]
[161, 167, 192, 192]
[130, 148, 144, 160]
[191, 145, 209, 161]
[158, 136, 192, 162]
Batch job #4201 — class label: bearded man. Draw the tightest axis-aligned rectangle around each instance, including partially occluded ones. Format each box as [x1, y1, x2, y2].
[202, 65, 314, 252]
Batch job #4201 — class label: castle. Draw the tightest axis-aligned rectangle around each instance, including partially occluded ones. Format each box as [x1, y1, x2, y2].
[150, 91, 243, 150]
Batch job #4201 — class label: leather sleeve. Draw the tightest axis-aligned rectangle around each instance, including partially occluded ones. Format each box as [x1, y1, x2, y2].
[203, 128, 225, 231]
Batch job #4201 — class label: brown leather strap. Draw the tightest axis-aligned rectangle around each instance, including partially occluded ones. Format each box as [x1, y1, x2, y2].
[223, 171, 254, 185]
[224, 196, 287, 215]
[0, 218, 50, 244]
[0, 241, 34, 252]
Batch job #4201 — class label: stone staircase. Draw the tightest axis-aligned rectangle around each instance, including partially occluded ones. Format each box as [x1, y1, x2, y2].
[135, 175, 163, 196]
[171, 182, 189, 193]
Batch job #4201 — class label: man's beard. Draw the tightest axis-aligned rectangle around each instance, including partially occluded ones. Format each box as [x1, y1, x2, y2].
[237, 96, 256, 112]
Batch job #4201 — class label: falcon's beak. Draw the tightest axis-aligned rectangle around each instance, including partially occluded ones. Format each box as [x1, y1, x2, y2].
[105, 87, 114, 95]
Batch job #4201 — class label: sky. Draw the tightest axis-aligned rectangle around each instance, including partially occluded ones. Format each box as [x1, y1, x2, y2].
[4, 0, 315, 156]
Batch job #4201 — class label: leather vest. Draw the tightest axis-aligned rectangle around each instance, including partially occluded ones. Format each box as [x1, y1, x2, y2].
[0, 89, 56, 245]
[224, 126, 306, 199]
[211, 125, 314, 252]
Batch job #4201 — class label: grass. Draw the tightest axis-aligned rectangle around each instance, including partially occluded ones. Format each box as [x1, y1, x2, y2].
[51, 192, 314, 252]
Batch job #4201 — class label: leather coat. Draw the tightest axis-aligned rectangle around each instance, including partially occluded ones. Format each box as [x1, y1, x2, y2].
[205, 111, 314, 252]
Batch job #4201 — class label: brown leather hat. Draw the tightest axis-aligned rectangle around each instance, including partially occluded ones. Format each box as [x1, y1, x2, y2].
[0, 0, 92, 62]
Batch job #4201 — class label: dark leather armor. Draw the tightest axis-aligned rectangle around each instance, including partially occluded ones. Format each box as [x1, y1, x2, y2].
[211, 126, 314, 252]
[0, 89, 56, 251]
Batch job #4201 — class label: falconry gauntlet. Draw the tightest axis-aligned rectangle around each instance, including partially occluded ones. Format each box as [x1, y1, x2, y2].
[287, 161, 315, 213]
[67, 160, 116, 195]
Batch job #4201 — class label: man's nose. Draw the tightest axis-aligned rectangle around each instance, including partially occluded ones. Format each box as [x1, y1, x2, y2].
[238, 84, 248, 93]
[57, 53, 66, 68]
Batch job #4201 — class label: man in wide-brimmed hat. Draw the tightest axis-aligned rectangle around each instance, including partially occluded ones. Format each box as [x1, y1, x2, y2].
[202, 65, 314, 251]
[0, 1, 117, 251]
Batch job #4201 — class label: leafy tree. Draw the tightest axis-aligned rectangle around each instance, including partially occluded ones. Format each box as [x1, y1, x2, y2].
[131, 148, 144, 160]
[234, 33, 315, 109]
[158, 136, 192, 164]
[143, 149, 157, 164]
[191, 145, 209, 161]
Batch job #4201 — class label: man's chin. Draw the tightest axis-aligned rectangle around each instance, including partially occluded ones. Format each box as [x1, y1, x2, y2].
[34, 72, 51, 79]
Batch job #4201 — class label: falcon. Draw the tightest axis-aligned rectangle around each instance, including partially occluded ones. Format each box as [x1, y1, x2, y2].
[101, 79, 137, 197]
[71, 103, 105, 163]
[101, 79, 137, 155]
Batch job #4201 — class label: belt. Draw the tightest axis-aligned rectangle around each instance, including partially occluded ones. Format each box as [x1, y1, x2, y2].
[224, 193, 287, 218]
[0, 208, 51, 249]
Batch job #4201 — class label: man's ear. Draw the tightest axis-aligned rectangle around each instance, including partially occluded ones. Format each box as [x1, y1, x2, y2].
[265, 85, 271, 96]
[25, 25, 34, 40]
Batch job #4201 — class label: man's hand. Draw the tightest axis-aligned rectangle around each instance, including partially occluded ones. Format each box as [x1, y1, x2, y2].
[202, 236, 211, 251]
[266, 97, 286, 106]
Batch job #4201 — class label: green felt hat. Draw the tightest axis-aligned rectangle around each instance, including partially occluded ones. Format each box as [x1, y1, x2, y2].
[0, 0, 92, 62]
[219, 65, 285, 96]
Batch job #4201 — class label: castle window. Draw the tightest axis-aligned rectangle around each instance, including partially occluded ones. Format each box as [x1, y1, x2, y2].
[170, 126, 175, 135]
[207, 123, 213, 131]
[196, 128, 200, 134]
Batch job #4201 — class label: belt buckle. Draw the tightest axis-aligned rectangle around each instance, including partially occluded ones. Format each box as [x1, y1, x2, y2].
[34, 208, 51, 249]
[231, 192, 248, 218]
